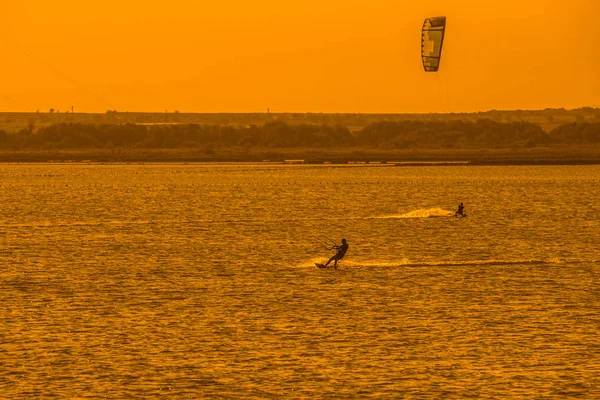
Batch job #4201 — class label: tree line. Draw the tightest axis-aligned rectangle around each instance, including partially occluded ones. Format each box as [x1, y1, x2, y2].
[0, 120, 599, 150]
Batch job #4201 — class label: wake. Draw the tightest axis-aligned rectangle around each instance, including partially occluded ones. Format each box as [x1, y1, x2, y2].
[353, 259, 567, 268]
[301, 257, 592, 269]
[0, 208, 456, 228]
[379, 208, 455, 219]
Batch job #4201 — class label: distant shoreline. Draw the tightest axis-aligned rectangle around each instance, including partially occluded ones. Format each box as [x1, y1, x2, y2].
[2, 109, 599, 165]
[2, 107, 599, 134]
[1, 147, 599, 165]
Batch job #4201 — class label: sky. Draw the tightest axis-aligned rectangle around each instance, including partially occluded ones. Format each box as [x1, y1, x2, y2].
[1, 0, 599, 113]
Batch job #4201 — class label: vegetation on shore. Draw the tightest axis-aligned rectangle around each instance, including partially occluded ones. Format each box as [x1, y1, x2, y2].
[2, 107, 599, 133]
[0, 109, 599, 164]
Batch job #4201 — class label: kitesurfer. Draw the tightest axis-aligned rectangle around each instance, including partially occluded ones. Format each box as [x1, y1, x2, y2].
[455, 202, 465, 217]
[323, 238, 349, 269]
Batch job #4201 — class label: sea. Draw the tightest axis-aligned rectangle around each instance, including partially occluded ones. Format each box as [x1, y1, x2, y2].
[1, 163, 599, 398]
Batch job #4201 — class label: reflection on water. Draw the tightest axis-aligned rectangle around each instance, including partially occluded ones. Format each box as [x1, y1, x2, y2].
[1, 164, 599, 397]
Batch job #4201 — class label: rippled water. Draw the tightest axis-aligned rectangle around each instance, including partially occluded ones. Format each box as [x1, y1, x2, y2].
[1, 163, 599, 398]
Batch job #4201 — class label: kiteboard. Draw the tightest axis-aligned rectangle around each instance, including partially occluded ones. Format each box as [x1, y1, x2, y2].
[315, 263, 330, 269]
[455, 213, 467, 218]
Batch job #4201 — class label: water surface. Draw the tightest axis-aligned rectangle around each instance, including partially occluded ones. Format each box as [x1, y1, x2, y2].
[1, 164, 599, 397]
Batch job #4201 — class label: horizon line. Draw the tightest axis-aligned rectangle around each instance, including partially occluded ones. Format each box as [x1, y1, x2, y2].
[0, 106, 599, 115]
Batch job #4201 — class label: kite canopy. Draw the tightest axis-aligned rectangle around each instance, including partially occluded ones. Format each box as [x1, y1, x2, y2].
[421, 16, 446, 72]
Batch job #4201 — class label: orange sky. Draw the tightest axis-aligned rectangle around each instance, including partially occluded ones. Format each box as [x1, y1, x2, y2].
[1, 0, 598, 113]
